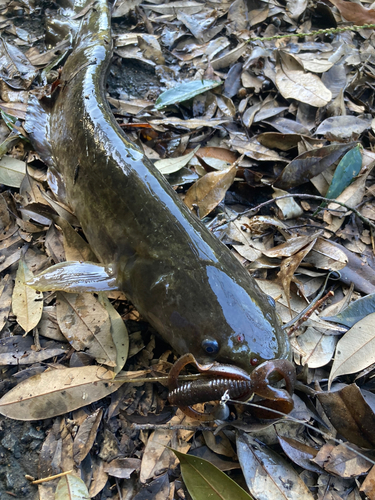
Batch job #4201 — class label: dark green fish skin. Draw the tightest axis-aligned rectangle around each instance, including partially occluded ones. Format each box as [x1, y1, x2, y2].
[26, 0, 290, 373]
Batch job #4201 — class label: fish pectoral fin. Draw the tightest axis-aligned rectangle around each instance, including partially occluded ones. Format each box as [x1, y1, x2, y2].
[24, 94, 54, 168]
[27, 261, 118, 293]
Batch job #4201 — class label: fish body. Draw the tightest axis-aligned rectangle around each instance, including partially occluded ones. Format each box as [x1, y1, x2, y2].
[26, 0, 290, 373]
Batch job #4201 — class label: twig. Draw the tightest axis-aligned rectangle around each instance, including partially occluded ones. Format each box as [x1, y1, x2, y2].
[287, 290, 334, 336]
[235, 193, 375, 231]
[248, 24, 375, 43]
[130, 423, 217, 431]
[31, 470, 73, 484]
[227, 399, 375, 466]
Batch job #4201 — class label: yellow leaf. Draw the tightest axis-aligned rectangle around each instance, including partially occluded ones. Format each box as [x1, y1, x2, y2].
[12, 256, 43, 334]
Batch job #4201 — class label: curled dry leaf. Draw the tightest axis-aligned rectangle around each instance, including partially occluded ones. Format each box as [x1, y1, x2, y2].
[184, 165, 236, 219]
[273, 188, 303, 219]
[0, 156, 26, 188]
[98, 293, 129, 374]
[277, 434, 322, 473]
[276, 51, 332, 108]
[303, 237, 348, 271]
[278, 238, 317, 307]
[154, 146, 200, 175]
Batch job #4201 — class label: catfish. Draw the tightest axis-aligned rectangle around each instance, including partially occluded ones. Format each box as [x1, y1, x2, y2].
[25, 0, 291, 375]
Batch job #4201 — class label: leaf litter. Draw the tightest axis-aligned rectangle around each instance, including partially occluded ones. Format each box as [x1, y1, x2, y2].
[2, 0, 375, 499]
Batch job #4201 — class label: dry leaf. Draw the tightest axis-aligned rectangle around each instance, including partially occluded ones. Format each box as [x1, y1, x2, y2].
[73, 408, 103, 465]
[237, 432, 315, 500]
[56, 292, 117, 367]
[0, 366, 124, 420]
[184, 165, 236, 218]
[276, 51, 332, 107]
[329, 312, 375, 387]
[328, 0, 375, 24]
[12, 255, 43, 334]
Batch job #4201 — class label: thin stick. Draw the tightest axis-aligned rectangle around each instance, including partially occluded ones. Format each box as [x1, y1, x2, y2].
[247, 24, 375, 43]
[235, 193, 375, 231]
[31, 470, 73, 484]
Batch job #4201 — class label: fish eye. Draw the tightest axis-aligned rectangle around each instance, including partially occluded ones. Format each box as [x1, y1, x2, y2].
[201, 339, 219, 355]
[250, 356, 260, 367]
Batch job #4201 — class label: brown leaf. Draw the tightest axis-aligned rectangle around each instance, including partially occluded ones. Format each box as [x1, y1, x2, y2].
[56, 292, 117, 367]
[303, 237, 348, 271]
[0, 274, 13, 332]
[184, 165, 236, 219]
[317, 384, 375, 448]
[274, 142, 357, 189]
[328, 0, 375, 24]
[237, 431, 315, 500]
[361, 465, 375, 500]
[73, 408, 103, 465]
[278, 238, 317, 308]
[277, 434, 322, 473]
[313, 443, 372, 478]
[104, 458, 141, 478]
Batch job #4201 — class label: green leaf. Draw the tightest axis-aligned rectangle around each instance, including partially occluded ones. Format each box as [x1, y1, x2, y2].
[154, 80, 222, 110]
[1, 109, 17, 129]
[55, 473, 90, 499]
[324, 293, 375, 328]
[325, 144, 362, 200]
[171, 448, 253, 500]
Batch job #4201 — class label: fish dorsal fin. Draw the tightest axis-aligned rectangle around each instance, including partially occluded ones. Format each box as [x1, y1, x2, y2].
[27, 261, 118, 293]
